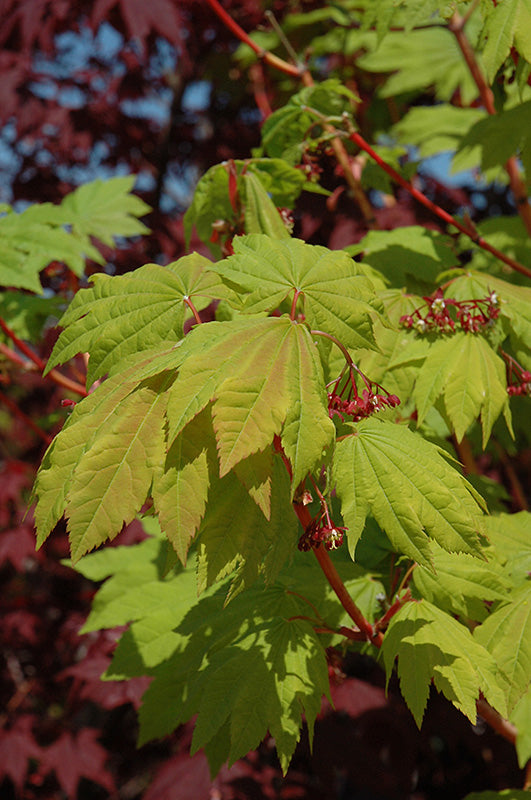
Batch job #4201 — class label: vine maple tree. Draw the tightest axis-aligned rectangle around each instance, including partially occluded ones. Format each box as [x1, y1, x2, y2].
[1, 1, 531, 799]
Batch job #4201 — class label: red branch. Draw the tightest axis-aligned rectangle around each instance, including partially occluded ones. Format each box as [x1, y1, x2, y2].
[0, 318, 88, 397]
[272, 435, 380, 644]
[204, 0, 301, 77]
[349, 132, 531, 280]
[476, 697, 517, 745]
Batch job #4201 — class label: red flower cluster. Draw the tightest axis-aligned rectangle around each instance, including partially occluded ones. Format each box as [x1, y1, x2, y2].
[327, 360, 400, 424]
[298, 515, 346, 552]
[328, 388, 400, 422]
[507, 370, 531, 396]
[400, 289, 500, 334]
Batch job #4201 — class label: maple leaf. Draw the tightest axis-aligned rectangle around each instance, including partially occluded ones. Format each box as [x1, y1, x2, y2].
[39, 729, 116, 796]
[333, 419, 486, 568]
[0, 716, 42, 794]
[0, 525, 41, 571]
[382, 599, 507, 727]
[91, 0, 184, 50]
[142, 750, 212, 800]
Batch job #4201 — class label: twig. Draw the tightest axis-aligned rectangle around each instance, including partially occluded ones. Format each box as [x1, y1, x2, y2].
[348, 131, 531, 279]
[206, 0, 378, 229]
[0, 318, 88, 397]
[493, 440, 529, 511]
[476, 697, 517, 745]
[448, 12, 531, 237]
[205, 0, 301, 77]
[272, 435, 381, 645]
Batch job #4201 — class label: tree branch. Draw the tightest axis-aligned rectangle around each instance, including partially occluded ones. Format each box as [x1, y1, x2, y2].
[206, 0, 378, 228]
[348, 131, 531, 279]
[0, 318, 88, 397]
[476, 697, 517, 746]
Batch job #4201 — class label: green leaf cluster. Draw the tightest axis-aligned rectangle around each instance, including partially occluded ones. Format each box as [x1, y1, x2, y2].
[0, 176, 150, 293]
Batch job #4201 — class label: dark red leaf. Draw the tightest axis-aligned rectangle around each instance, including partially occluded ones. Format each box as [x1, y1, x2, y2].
[39, 728, 116, 796]
[0, 716, 42, 793]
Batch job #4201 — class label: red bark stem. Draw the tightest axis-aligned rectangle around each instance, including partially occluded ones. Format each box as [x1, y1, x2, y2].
[0, 318, 88, 397]
[349, 131, 531, 279]
[204, 0, 301, 77]
[476, 697, 517, 745]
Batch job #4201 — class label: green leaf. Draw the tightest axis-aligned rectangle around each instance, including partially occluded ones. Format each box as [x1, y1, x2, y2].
[33, 359, 170, 547]
[165, 315, 335, 490]
[412, 332, 510, 447]
[261, 79, 357, 163]
[191, 617, 328, 772]
[474, 582, 531, 712]
[392, 104, 486, 167]
[65, 375, 170, 561]
[152, 407, 216, 565]
[198, 453, 298, 600]
[242, 171, 291, 239]
[333, 419, 486, 568]
[511, 684, 531, 769]
[46, 253, 226, 385]
[0, 291, 62, 343]
[58, 175, 150, 246]
[480, 0, 531, 82]
[183, 158, 306, 254]
[464, 792, 531, 800]
[133, 578, 329, 773]
[357, 27, 477, 103]
[214, 234, 382, 351]
[485, 511, 531, 585]
[0, 209, 96, 290]
[382, 599, 508, 727]
[351, 226, 457, 289]
[412, 541, 512, 621]
[456, 101, 531, 178]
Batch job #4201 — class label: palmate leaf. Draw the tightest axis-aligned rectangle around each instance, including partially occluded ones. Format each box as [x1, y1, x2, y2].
[196, 453, 298, 599]
[474, 582, 531, 712]
[165, 315, 335, 493]
[485, 511, 531, 585]
[58, 175, 151, 247]
[382, 599, 507, 727]
[333, 419, 486, 568]
[357, 27, 477, 103]
[214, 234, 382, 351]
[261, 79, 358, 164]
[152, 407, 216, 565]
[183, 158, 306, 255]
[33, 347, 184, 552]
[45, 252, 228, 386]
[412, 541, 512, 622]
[135, 579, 329, 774]
[456, 100, 531, 179]
[411, 332, 510, 447]
[65, 375, 170, 562]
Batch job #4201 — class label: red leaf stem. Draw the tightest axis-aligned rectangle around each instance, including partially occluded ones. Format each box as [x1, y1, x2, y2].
[349, 131, 531, 280]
